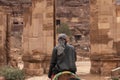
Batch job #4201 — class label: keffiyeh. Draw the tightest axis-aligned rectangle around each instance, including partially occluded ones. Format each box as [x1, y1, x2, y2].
[57, 39, 66, 55]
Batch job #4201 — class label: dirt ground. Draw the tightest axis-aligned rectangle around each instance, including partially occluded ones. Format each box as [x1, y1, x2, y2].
[26, 60, 112, 80]
[79, 74, 111, 80]
[25, 74, 111, 80]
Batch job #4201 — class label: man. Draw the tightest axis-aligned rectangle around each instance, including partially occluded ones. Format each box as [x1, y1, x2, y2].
[48, 33, 77, 79]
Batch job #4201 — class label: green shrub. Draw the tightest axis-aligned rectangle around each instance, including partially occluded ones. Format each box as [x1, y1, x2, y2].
[0, 66, 25, 80]
[112, 77, 119, 80]
[57, 23, 71, 36]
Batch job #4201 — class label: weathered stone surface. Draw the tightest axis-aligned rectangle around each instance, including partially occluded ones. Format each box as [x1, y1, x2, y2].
[24, 68, 44, 76]
[46, 12, 53, 18]
[1, 0, 120, 77]
[117, 17, 120, 23]
[23, 0, 54, 54]
[21, 1, 54, 76]
[101, 62, 117, 76]
[24, 62, 42, 69]
[43, 23, 53, 30]
[46, 0, 53, 7]
[0, 11, 7, 66]
[22, 54, 46, 62]
[90, 60, 101, 74]
[0, 0, 53, 76]
[23, 50, 51, 76]
[56, 0, 90, 57]
[90, 0, 120, 76]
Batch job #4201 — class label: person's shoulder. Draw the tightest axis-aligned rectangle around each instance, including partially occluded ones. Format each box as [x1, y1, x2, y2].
[52, 46, 57, 50]
[53, 45, 59, 50]
[67, 44, 74, 49]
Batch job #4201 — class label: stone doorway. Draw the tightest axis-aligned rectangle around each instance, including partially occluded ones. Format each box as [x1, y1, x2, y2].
[55, 0, 91, 75]
[55, 0, 120, 76]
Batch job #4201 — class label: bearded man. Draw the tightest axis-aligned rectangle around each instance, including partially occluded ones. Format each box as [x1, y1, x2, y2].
[48, 33, 77, 79]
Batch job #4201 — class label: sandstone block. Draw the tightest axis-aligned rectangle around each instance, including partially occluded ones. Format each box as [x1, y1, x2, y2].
[117, 17, 120, 23]
[101, 62, 117, 76]
[24, 68, 44, 76]
[90, 60, 101, 74]
[26, 63, 42, 69]
[98, 23, 110, 29]
[43, 23, 53, 30]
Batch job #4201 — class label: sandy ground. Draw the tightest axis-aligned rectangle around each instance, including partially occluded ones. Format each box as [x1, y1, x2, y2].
[25, 74, 111, 80]
[25, 60, 111, 80]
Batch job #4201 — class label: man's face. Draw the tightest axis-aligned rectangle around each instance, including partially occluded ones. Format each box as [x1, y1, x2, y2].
[58, 37, 66, 47]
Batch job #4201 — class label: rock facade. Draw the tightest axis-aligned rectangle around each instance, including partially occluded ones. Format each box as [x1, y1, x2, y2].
[56, 0, 90, 57]
[22, 0, 54, 76]
[0, 0, 54, 76]
[0, 8, 7, 66]
[90, 0, 120, 76]
[0, 0, 120, 77]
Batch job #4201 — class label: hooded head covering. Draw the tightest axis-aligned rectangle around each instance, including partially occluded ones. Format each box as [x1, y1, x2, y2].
[57, 33, 67, 55]
[58, 33, 67, 40]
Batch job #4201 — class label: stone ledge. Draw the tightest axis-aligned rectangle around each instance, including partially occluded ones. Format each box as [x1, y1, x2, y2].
[23, 68, 44, 76]
[22, 54, 51, 63]
[90, 54, 120, 61]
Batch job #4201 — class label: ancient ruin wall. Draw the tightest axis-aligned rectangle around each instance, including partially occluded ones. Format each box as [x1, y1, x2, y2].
[90, 0, 120, 76]
[56, 0, 90, 57]
[0, 9, 7, 66]
[22, 0, 54, 76]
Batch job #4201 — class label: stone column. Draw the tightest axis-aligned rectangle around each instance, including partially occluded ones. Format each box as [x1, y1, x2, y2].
[90, 0, 120, 76]
[22, 0, 54, 76]
[115, 1, 120, 56]
[23, 51, 51, 76]
[0, 10, 7, 66]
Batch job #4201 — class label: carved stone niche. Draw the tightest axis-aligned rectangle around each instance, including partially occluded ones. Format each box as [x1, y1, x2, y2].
[74, 34, 82, 42]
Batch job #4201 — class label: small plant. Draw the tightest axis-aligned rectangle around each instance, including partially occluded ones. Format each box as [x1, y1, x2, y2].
[112, 77, 119, 80]
[0, 66, 25, 80]
[57, 23, 71, 36]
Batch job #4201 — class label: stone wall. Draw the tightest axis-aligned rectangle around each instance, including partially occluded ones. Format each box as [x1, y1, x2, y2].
[56, 0, 90, 57]
[0, 7, 7, 66]
[7, 16, 24, 68]
[22, 0, 54, 76]
[1, 0, 120, 77]
[90, 0, 120, 76]
[0, 0, 53, 76]
[0, 0, 32, 69]
[23, 0, 54, 55]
